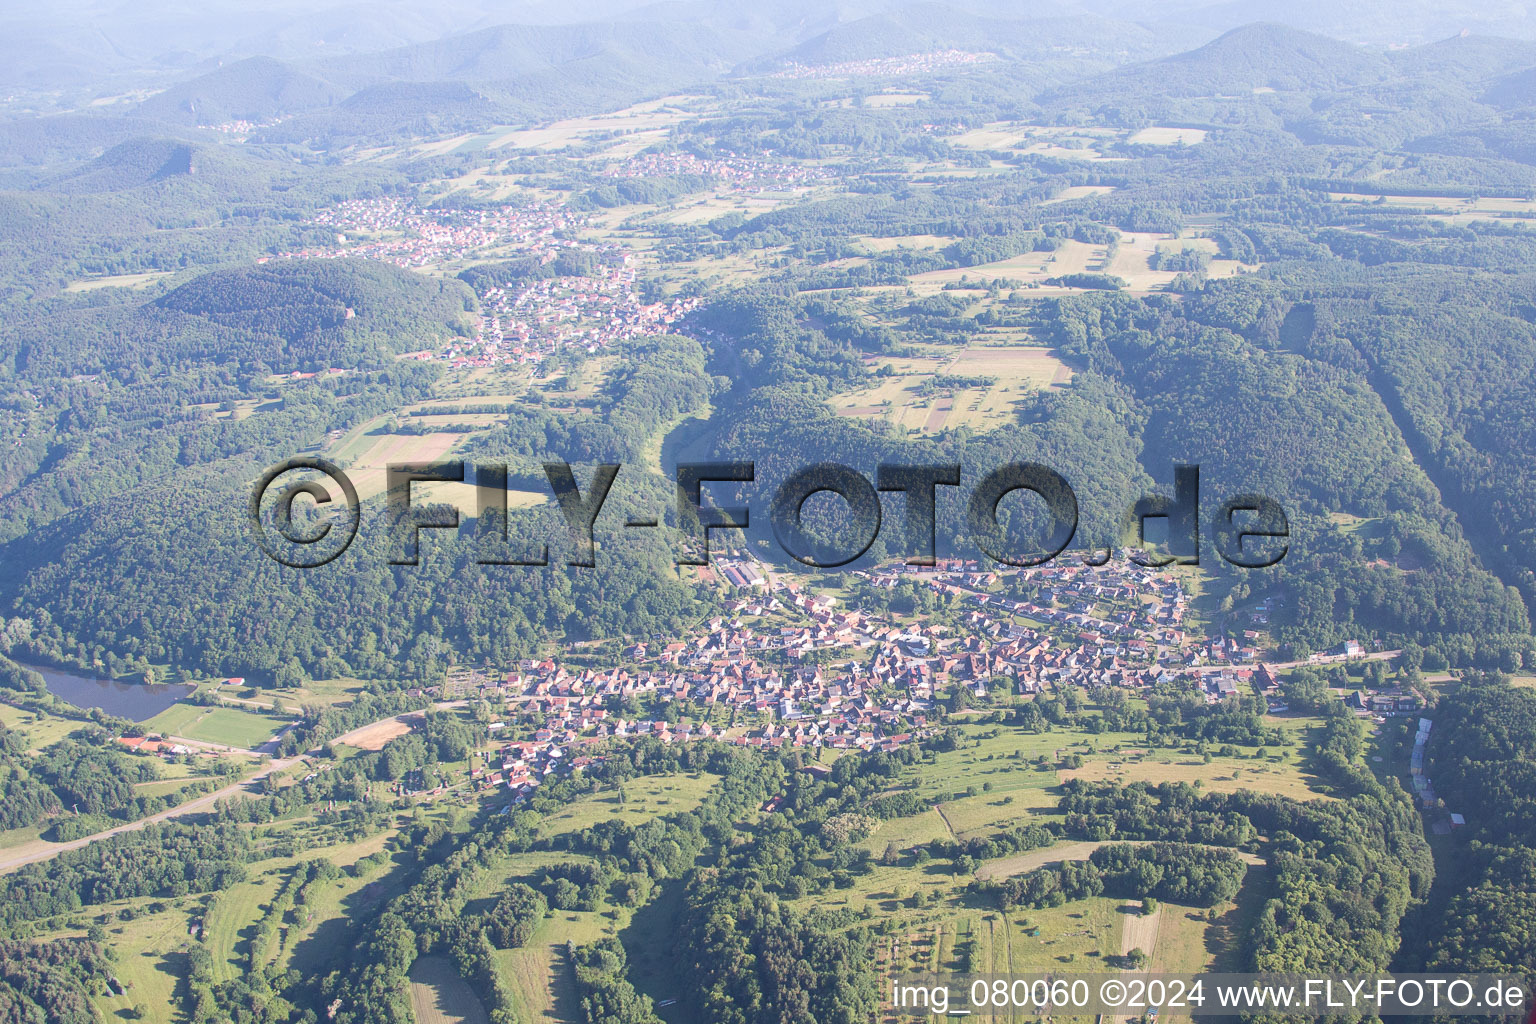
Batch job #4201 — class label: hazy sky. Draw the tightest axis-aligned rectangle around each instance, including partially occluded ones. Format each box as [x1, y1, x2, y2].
[3, 0, 1533, 104]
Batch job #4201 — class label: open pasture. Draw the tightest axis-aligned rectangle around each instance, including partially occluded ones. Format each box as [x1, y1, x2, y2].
[333, 430, 469, 500]
[64, 270, 175, 292]
[905, 238, 1102, 292]
[1128, 126, 1208, 145]
[1060, 752, 1325, 802]
[949, 122, 1119, 158]
[535, 771, 716, 840]
[488, 97, 705, 152]
[855, 232, 954, 251]
[1042, 184, 1117, 204]
[832, 344, 1069, 434]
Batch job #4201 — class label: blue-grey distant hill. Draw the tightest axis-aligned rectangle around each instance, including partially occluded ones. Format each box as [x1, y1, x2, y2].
[134, 56, 346, 125]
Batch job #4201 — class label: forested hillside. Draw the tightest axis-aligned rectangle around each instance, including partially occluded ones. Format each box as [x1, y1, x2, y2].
[1, 6, 1536, 1023]
[1410, 677, 1536, 976]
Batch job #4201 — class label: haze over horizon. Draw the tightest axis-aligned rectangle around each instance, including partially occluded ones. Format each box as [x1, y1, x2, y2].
[4, 0, 1534, 111]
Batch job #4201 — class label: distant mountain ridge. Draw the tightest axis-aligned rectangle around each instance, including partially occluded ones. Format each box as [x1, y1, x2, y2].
[10, 5, 1536, 168]
[135, 56, 346, 125]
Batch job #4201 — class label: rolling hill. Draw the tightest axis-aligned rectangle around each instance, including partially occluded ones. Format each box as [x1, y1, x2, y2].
[1056, 22, 1395, 101]
[135, 56, 346, 125]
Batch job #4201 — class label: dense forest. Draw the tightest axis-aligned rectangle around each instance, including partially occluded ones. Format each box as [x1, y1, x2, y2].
[1408, 676, 1536, 979]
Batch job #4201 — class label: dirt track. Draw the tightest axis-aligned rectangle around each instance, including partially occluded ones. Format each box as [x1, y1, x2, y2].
[0, 756, 299, 875]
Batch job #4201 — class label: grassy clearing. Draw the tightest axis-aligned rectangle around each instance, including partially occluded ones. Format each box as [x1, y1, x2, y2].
[131, 778, 208, 799]
[536, 772, 716, 840]
[253, 677, 368, 708]
[277, 832, 404, 979]
[855, 233, 954, 251]
[1128, 126, 1207, 145]
[467, 850, 593, 909]
[975, 839, 1117, 881]
[499, 909, 613, 1023]
[203, 874, 278, 981]
[1153, 902, 1222, 973]
[860, 807, 952, 856]
[0, 701, 83, 750]
[90, 900, 200, 1020]
[905, 238, 1104, 294]
[1105, 230, 1181, 291]
[1060, 751, 1326, 802]
[406, 478, 547, 512]
[64, 270, 175, 292]
[831, 344, 1068, 435]
[869, 893, 1126, 984]
[948, 123, 1118, 158]
[937, 782, 1060, 837]
[1042, 184, 1117, 205]
[411, 955, 490, 1024]
[336, 430, 473, 501]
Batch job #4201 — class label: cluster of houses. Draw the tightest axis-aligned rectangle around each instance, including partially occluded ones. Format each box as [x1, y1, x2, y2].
[266, 197, 583, 270]
[459, 247, 703, 366]
[769, 49, 997, 80]
[268, 196, 704, 367]
[456, 557, 1347, 799]
[423, 553, 1435, 808]
[603, 151, 833, 187]
[206, 115, 290, 135]
[116, 735, 196, 757]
